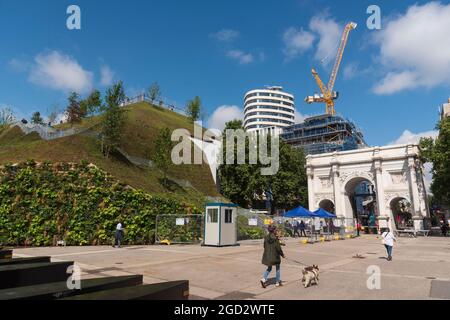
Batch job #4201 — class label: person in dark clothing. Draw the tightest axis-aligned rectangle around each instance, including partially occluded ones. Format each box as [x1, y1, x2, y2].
[442, 223, 449, 237]
[260, 225, 285, 288]
[293, 220, 301, 237]
[299, 220, 307, 237]
[113, 222, 124, 248]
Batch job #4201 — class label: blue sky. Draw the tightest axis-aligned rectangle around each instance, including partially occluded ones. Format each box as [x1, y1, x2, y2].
[1, 0, 449, 146]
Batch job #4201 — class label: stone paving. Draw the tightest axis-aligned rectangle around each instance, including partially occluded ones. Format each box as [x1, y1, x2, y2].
[13, 235, 450, 300]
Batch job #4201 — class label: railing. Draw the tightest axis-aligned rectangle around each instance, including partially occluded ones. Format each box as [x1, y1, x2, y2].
[12, 122, 78, 141]
[120, 94, 187, 116]
[11, 93, 188, 141]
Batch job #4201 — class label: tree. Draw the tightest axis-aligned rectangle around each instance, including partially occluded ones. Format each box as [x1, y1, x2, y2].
[80, 90, 102, 115]
[100, 81, 126, 158]
[419, 117, 450, 207]
[47, 104, 60, 125]
[31, 111, 43, 125]
[186, 96, 201, 122]
[0, 107, 15, 129]
[218, 120, 308, 212]
[66, 92, 82, 123]
[147, 82, 161, 105]
[151, 127, 174, 186]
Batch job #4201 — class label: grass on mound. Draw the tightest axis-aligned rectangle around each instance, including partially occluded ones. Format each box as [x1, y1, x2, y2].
[0, 102, 222, 207]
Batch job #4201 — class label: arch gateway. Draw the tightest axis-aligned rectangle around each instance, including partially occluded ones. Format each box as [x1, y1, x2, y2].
[306, 144, 429, 231]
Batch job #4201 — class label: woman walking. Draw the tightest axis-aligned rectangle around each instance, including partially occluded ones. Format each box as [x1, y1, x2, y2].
[381, 228, 396, 261]
[260, 225, 285, 288]
[113, 222, 124, 248]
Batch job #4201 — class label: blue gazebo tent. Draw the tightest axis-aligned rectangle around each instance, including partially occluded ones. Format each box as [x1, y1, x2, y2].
[284, 206, 314, 218]
[313, 208, 337, 219]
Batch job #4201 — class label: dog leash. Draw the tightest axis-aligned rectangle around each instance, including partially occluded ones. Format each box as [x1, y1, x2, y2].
[285, 257, 308, 267]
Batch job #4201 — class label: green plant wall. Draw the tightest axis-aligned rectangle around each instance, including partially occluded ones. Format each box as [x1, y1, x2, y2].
[0, 160, 201, 246]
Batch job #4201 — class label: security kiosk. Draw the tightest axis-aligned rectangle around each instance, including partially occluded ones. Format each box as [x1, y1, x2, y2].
[203, 203, 238, 247]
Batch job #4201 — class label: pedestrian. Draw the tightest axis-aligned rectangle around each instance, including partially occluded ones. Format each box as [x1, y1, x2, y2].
[356, 221, 361, 237]
[441, 222, 449, 237]
[381, 228, 396, 261]
[113, 222, 124, 248]
[260, 225, 285, 288]
[293, 219, 300, 238]
[299, 220, 307, 237]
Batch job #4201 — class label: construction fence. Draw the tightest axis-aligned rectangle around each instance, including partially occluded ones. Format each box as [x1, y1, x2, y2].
[154, 212, 360, 245]
[155, 214, 204, 245]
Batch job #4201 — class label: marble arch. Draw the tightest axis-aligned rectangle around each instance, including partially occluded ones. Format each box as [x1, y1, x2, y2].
[306, 144, 429, 231]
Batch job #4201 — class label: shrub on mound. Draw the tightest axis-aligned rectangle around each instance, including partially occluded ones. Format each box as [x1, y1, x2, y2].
[0, 160, 201, 246]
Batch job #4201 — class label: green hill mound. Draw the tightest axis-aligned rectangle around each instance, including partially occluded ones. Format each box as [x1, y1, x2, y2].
[0, 102, 221, 207]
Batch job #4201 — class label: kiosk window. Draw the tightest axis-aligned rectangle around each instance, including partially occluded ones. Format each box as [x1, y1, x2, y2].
[224, 209, 233, 223]
[207, 208, 218, 223]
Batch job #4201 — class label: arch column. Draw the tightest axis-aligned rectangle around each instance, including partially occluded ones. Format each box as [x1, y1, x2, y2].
[331, 163, 345, 226]
[407, 157, 424, 230]
[307, 168, 315, 212]
[374, 159, 390, 230]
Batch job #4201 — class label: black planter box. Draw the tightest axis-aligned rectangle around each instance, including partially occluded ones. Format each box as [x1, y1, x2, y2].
[61, 280, 189, 300]
[0, 275, 143, 300]
[0, 261, 74, 289]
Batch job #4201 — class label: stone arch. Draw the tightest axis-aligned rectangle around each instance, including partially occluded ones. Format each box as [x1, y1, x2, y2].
[341, 171, 375, 190]
[318, 199, 335, 213]
[384, 194, 411, 209]
[388, 196, 413, 230]
[343, 176, 376, 228]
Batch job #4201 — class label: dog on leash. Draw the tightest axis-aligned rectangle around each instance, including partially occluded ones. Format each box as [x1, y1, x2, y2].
[301, 265, 319, 288]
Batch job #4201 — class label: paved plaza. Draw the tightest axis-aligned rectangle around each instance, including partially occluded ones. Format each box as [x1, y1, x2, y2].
[13, 235, 450, 300]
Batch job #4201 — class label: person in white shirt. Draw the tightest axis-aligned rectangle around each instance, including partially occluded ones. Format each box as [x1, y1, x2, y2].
[113, 222, 124, 248]
[381, 228, 396, 261]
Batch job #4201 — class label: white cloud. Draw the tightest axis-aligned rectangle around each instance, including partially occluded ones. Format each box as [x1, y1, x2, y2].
[210, 29, 240, 42]
[343, 63, 358, 80]
[388, 129, 438, 145]
[282, 27, 315, 60]
[373, 2, 450, 94]
[294, 109, 308, 123]
[309, 15, 341, 64]
[373, 71, 418, 95]
[100, 65, 114, 86]
[29, 51, 93, 93]
[226, 50, 254, 64]
[282, 14, 341, 63]
[207, 105, 244, 131]
[8, 58, 30, 73]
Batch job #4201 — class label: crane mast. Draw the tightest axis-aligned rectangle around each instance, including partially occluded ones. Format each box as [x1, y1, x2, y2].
[305, 22, 357, 116]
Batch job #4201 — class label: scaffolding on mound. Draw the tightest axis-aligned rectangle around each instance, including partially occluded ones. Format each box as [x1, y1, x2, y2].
[281, 114, 367, 155]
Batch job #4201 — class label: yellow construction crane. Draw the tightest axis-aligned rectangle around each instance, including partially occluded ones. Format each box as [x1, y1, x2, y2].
[305, 22, 357, 116]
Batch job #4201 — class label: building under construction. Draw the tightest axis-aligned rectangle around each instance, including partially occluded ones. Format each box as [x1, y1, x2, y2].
[280, 114, 367, 155]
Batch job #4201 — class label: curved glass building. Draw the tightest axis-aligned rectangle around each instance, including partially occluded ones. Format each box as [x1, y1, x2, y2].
[243, 86, 295, 133]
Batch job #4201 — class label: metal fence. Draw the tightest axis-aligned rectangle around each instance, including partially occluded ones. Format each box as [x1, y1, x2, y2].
[120, 94, 187, 116]
[237, 209, 357, 243]
[236, 209, 270, 241]
[236, 209, 296, 241]
[155, 214, 204, 245]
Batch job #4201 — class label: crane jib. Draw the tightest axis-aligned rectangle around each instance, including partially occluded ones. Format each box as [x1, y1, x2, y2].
[305, 22, 357, 116]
